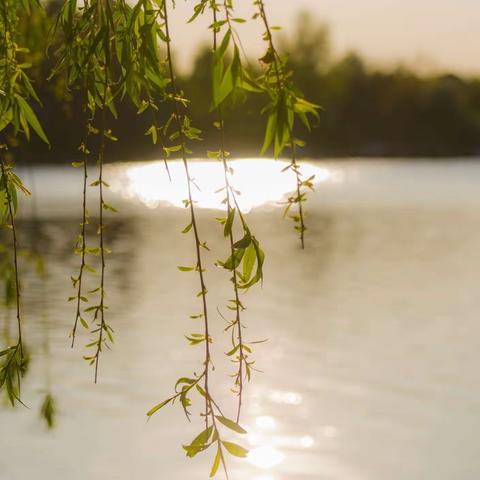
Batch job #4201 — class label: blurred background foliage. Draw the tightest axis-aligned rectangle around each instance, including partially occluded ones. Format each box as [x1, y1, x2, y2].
[14, 3, 480, 162]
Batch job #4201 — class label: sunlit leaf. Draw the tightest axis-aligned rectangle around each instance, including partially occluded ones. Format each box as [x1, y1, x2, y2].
[222, 441, 248, 458]
[215, 415, 247, 434]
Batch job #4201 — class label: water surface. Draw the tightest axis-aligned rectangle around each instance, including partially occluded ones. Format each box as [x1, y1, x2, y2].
[1, 159, 480, 480]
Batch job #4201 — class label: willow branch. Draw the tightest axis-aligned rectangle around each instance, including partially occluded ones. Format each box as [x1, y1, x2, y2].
[257, 0, 306, 248]
[0, 159, 22, 358]
[163, 0, 212, 425]
[213, 2, 246, 424]
[71, 104, 91, 347]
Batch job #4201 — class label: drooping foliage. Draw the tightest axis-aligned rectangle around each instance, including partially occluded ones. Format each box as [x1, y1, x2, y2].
[0, 0, 47, 407]
[0, 1, 319, 476]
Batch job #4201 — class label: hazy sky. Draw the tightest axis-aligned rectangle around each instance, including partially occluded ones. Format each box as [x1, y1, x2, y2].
[169, 0, 480, 74]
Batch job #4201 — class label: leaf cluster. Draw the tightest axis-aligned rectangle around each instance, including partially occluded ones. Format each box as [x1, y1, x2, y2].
[0, 344, 29, 406]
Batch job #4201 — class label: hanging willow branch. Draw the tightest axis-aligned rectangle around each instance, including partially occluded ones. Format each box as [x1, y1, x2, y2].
[70, 104, 92, 346]
[206, 0, 266, 424]
[1, 0, 321, 476]
[212, 0, 245, 425]
[145, 2, 251, 477]
[52, 0, 117, 380]
[0, 157, 29, 406]
[254, 0, 320, 248]
[0, 0, 48, 405]
[92, 81, 110, 383]
[85, 2, 117, 382]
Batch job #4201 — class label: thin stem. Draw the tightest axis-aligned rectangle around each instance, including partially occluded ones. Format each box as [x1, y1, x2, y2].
[163, 0, 211, 424]
[213, 3, 245, 424]
[93, 1, 111, 383]
[290, 138, 306, 248]
[0, 5, 21, 353]
[257, 0, 306, 248]
[71, 107, 91, 347]
[150, 103, 172, 181]
[94, 102, 107, 384]
[0, 159, 22, 358]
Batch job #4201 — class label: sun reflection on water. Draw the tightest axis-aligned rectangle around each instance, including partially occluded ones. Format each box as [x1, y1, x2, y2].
[270, 390, 303, 405]
[255, 416, 277, 431]
[109, 159, 330, 211]
[245, 411, 316, 473]
[248, 445, 285, 470]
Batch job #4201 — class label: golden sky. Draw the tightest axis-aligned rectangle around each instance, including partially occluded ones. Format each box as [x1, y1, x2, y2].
[170, 0, 479, 74]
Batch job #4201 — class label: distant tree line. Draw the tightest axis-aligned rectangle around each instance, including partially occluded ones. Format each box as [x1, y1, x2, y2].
[14, 7, 480, 162]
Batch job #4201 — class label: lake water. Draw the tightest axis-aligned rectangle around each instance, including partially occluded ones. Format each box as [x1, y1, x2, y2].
[1, 159, 480, 480]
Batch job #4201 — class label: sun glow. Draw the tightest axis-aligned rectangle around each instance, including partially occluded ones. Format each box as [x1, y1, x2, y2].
[248, 445, 285, 470]
[270, 390, 303, 405]
[244, 415, 315, 472]
[255, 416, 277, 431]
[109, 159, 329, 212]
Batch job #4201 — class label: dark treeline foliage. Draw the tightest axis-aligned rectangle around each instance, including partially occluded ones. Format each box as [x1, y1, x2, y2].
[12, 6, 480, 163]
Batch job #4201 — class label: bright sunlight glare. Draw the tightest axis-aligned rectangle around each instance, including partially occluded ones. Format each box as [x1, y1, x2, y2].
[269, 390, 303, 405]
[248, 445, 285, 470]
[255, 416, 277, 431]
[109, 159, 330, 212]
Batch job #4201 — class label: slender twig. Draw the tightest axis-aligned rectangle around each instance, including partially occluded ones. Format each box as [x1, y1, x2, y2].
[0, 7, 21, 356]
[212, 2, 246, 424]
[93, 1, 112, 383]
[163, 0, 212, 426]
[93, 103, 107, 384]
[71, 106, 91, 347]
[257, 0, 306, 248]
[0, 159, 22, 358]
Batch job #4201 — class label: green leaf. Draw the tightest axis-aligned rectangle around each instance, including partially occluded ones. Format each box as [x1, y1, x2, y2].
[222, 441, 248, 458]
[102, 202, 118, 213]
[145, 125, 158, 145]
[222, 248, 245, 271]
[40, 393, 56, 429]
[242, 241, 256, 281]
[224, 208, 235, 237]
[217, 30, 231, 59]
[0, 110, 13, 132]
[195, 384, 207, 398]
[210, 446, 221, 478]
[261, 110, 277, 155]
[212, 31, 234, 108]
[215, 415, 247, 434]
[226, 344, 240, 357]
[192, 425, 213, 446]
[240, 237, 265, 289]
[0, 347, 14, 358]
[163, 145, 182, 156]
[183, 443, 208, 458]
[233, 230, 252, 250]
[175, 377, 196, 390]
[188, 1, 207, 23]
[15, 95, 49, 145]
[146, 398, 172, 417]
[207, 150, 221, 159]
[215, 64, 234, 107]
[182, 223, 193, 234]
